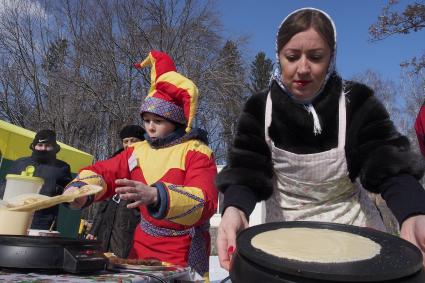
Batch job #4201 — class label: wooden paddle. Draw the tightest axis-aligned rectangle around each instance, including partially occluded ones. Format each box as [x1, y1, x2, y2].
[7, 185, 103, 212]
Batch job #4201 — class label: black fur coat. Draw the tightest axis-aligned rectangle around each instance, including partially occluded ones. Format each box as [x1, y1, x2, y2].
[216, 74, 425, 224]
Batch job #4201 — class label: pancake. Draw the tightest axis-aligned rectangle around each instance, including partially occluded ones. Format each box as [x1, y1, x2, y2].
[251, 227, 381, 263]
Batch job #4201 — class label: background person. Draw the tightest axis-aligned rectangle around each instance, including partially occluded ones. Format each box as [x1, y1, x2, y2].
[0, 129, 72, 230]
[215, 7, 425, 270]
[64, 50, 218, 281]
[415, 99, 425, 158]
[86, 124, 145, 258]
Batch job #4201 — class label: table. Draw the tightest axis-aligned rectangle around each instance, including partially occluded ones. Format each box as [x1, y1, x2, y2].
[0, 266, 191, 282]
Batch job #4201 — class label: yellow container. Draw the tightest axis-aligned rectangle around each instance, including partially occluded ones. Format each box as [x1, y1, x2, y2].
[2, 167, 44, 200]
[0, 166, 42, 235]
[0, 209, 33, 235]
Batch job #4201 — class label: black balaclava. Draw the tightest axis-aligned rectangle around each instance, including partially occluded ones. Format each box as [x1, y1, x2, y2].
[30, 129, 60, 163]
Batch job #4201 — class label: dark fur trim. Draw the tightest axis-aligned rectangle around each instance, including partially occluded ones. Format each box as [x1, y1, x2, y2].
[216, 91, 274, 201]
[233, 119, 271, 159]
[345, 90, 412, 183]
[268, 74, 342, 153]
[360, 144, 425, 192]
[216, 74, 425, 217]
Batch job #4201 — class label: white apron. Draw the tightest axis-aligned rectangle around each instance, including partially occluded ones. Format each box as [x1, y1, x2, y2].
[264, 91, 386, 231]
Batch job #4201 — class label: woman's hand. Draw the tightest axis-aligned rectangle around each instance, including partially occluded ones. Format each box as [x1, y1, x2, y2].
[115, 179, 158, 209]
[63, 186, 87, 209]
[400, 214, 425, 267]
[217, 206, 249, 271]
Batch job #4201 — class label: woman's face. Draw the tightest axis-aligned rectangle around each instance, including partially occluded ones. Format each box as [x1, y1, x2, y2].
[142, 112, 176, 140]
[279, 27, 331, 101]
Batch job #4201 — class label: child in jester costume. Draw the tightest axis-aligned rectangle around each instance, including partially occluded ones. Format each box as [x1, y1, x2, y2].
[64, 50, 218, 280]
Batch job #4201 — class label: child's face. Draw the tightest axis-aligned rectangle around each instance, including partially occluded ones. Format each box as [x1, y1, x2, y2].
[142, 113, 176, 140]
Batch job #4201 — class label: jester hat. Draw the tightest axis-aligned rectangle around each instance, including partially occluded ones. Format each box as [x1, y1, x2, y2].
[136, 50, 199, 133]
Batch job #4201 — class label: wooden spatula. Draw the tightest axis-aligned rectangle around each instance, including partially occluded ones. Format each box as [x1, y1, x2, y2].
[7, 185, 103, 212]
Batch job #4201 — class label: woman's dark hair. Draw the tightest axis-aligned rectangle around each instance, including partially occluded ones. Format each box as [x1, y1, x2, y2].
[277, 9, 335, 54]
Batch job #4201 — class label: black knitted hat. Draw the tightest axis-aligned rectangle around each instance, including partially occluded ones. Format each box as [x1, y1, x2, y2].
[119, 125, 145, 141]
[30, 129, 60, 152]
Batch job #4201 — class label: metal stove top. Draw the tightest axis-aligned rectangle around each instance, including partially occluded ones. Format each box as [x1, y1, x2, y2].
[0, 235, 107, 273]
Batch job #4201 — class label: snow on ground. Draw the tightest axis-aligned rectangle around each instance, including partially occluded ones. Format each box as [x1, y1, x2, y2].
[209, 256, 229, 283]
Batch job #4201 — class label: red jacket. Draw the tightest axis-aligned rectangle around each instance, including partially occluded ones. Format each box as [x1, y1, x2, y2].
[415, 100, 425, 158]
[69, 139, 218, 271]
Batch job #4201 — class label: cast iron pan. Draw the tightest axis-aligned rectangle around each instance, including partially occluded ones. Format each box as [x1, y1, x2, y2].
[236, 221, 422, 282]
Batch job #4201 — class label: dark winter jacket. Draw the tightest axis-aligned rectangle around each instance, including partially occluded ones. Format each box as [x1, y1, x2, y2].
[89, 147, 140, 258]
[1, 154, 72, 229]
[90, 197, 140, 258]
[216, 74, 425, 224]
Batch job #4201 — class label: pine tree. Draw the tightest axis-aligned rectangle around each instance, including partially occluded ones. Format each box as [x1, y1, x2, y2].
[249, 51, 273, 94]
[215, 40, 247, 151]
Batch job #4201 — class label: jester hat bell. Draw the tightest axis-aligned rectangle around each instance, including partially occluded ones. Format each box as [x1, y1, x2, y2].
[136, 50, 199, 133]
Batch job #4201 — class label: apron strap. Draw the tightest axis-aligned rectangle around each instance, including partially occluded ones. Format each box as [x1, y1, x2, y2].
[265, 92, 273, 145]
[337, 91, 347, 149]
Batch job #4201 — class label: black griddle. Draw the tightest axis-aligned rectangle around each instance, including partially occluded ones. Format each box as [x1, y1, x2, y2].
[0, 235, 107, 273]
[231, 221, 424, 282]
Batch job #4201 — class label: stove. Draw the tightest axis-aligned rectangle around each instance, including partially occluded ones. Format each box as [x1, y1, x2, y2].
[0, 235, 107, 273]
[230, 221, 425, 283]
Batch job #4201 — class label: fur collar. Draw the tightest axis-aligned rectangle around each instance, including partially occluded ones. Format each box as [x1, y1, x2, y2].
[268, 73, 343, 152]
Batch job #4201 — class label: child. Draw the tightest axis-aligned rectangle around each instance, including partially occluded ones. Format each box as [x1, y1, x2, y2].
[65, 50, 218, 280]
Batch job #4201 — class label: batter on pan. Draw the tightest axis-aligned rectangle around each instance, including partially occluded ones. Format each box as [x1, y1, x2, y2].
[251, 228, 381, 263]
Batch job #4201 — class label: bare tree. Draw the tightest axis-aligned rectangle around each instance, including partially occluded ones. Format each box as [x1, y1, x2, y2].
[369, 1, 425, 40]
[370, 1, 425, 72]
[350, 68, 424, 152]
[351, 70, 398, 114]
[0, 0, 232, 161]
[369, 0, 425, 184]
[399, 67, 425, 154]
[0, 0, 48, 128]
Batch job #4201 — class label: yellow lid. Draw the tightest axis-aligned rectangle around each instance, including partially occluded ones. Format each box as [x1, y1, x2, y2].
[5, 165, 44, 185]
[5, 174, 44, 185]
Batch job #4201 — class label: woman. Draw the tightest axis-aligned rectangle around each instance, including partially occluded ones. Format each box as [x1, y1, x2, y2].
[216, 7, 425, 270]
[65, 50, 218, 280]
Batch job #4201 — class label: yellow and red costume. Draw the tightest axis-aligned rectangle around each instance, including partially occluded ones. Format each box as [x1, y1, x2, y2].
[66, 51, 218, 278]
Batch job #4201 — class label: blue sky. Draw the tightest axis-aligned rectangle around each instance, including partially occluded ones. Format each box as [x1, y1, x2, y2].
[216, 0, 425, 82]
